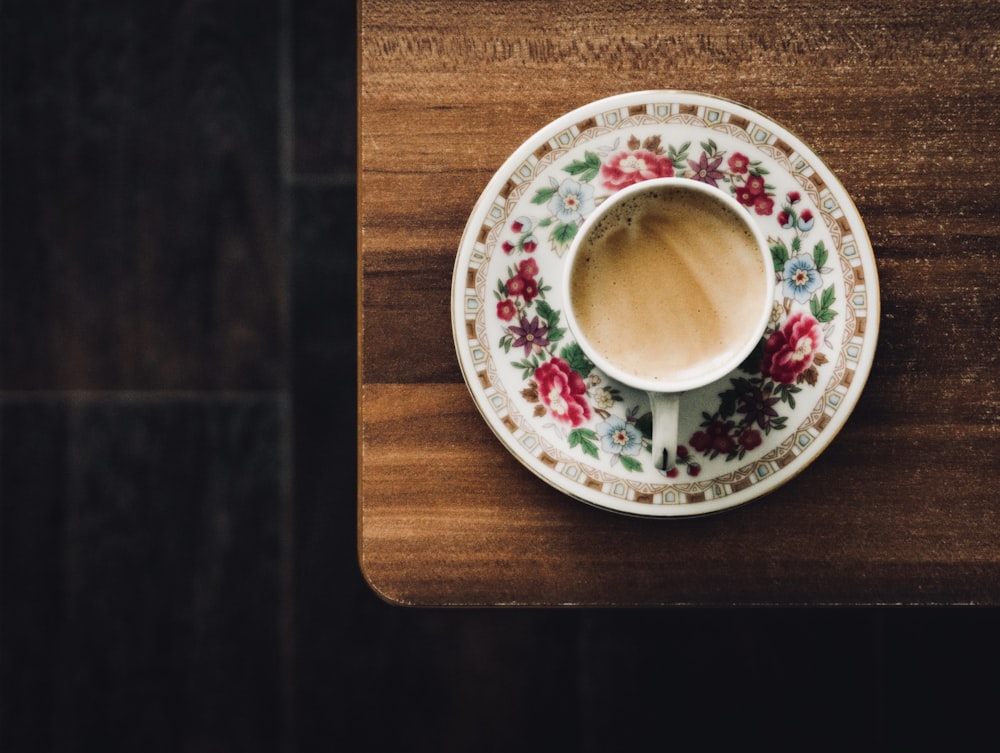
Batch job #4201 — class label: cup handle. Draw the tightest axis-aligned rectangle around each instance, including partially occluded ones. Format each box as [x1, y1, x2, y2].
[648, 391, 681, 472]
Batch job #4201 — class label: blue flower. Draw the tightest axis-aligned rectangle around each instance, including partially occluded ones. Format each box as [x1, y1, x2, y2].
[547, 178, 595, 223]
[596, 416, 643, 457]
[782, 255, 823, 303]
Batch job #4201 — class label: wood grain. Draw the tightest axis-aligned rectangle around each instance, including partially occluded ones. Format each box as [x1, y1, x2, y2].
[359, 0, 1000, 605]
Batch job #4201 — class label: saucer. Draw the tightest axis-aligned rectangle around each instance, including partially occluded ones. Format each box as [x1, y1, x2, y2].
[451, 91, 879, 517]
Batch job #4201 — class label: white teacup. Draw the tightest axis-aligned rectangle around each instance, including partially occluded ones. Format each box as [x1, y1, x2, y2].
[562, 177, 774, 471]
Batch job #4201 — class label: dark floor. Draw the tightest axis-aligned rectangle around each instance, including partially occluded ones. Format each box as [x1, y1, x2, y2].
[1, 2, 998, 751]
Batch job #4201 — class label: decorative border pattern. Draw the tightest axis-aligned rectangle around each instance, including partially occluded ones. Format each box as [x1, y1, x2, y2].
[453, 93, 878, 516]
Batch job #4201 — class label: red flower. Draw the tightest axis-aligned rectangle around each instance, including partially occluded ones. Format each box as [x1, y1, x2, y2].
[728, 152, 750, 174]
[753, 194, 774, 216]
[761, 312, 823, 384]
[496, 299, 516, 322]
[534, 357, 591, 427]
[520, 276, 539, 303]
[600, 149, 674, 191]
[690, 421, 736, 455]
[502, 240, 515, 255]
[518, 258, 539, 279]
[745, 174, 766, 196]
[522, 237, 538, 253]
[734, 187, 754, 206]
[506, 273, 538, 302]
[505, 276, 526, 297]
[738, 428, 763, 451]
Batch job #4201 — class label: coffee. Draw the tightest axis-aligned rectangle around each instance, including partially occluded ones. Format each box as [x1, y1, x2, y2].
[569, 186, 769, 384]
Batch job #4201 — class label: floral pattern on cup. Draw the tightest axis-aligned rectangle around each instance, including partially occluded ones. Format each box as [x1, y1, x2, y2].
[493, 134, 838, 475]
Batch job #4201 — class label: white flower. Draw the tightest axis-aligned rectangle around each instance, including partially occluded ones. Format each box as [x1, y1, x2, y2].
[592, 388, 615, 411]
[547, 179, 595, 223]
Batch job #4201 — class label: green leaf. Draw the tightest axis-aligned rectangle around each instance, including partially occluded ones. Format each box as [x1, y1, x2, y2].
[531, 186, 557, 205]
[560, 342, 594, 378]
[564, 151, 601, 182]
[719, 390, 738, 420]
[535, 299, 556, 323]
[512, 356, 540, 379]
[738, 338, 766, 374]
[668, 141, 691, 168]
[813, 240, 828, 270]
[619, 455, 643, 472]
[821, 284, 835, 309]
[546, 326, 566, 343]
[810, 285, 837, 323]
[634, 411, 653, 441]
[551, 222, 578, 246]
[568, 428, 600, 459]
[770, 239, 789, 272]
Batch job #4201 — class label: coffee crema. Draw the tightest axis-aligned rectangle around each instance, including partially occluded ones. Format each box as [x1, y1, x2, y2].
[569, 187, 769, 384]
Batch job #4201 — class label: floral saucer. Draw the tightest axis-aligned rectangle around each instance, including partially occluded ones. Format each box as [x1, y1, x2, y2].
[451, 91, 879, 517]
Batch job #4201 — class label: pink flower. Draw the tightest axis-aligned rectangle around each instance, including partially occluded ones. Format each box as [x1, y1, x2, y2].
[496, 299, 517, 321]
[761, 312, 823, 384]
[728, 152, 750, 174]
[600, 149, 674, 191]
[534, 357, 591, 427]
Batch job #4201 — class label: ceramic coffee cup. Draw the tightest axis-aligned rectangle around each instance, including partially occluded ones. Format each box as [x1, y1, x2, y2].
[562, 177, 775, 471]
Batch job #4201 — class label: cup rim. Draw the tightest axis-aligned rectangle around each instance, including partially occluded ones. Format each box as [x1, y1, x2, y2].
[562, 176, 775, 394]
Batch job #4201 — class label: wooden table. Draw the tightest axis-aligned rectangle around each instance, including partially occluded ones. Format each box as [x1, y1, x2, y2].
[358, 0, 1000, 606]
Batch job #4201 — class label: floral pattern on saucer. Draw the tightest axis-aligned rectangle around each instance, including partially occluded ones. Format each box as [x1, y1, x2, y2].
[453, 92, 878, 517]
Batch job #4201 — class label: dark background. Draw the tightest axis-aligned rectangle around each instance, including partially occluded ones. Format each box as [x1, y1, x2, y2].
[1, 2, 998, 750]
